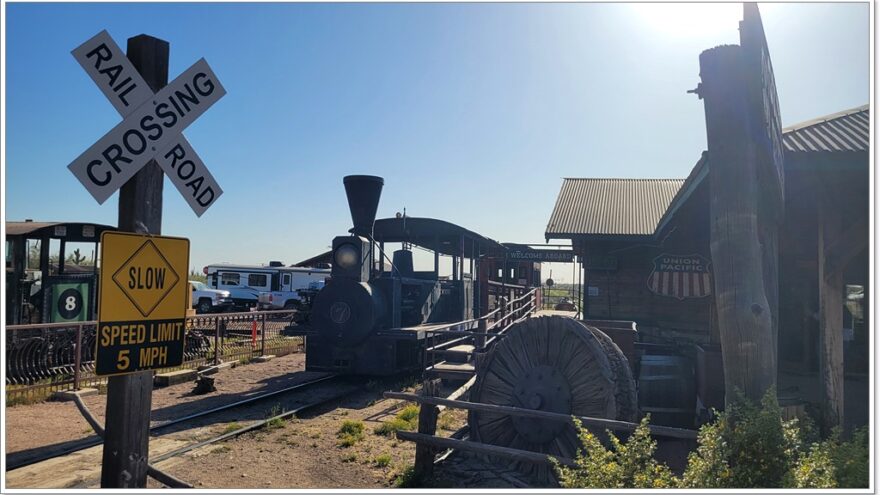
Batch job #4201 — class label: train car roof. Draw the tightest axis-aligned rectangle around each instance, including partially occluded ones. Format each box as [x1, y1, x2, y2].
[6, 221, 115, 241]
[372, 217, 506, 257]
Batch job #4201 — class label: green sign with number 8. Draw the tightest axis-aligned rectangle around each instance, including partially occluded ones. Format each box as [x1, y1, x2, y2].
[51, 282, 90, 322]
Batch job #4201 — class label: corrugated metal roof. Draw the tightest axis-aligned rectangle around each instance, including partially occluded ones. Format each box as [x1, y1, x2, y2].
[546, 105, 868, 240]
[782, 104, 869, 153]
[545, 178, 685, 237]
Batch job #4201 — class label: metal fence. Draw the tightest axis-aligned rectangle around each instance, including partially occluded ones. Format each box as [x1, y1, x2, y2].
[422, 288, 540, 375]
[5, 310, 303, 404]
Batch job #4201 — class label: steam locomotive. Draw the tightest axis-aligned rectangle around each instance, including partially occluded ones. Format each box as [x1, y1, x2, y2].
[303, 175, 490, 376]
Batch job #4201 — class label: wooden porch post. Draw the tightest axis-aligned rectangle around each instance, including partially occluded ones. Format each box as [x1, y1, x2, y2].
[817, 202, 844, 428]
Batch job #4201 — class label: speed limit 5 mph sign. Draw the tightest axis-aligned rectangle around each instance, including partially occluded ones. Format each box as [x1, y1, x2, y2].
[96, 231, 190, 375]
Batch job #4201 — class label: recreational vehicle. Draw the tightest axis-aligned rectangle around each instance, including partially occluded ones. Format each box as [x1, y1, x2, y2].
[204, 262, 330, 311]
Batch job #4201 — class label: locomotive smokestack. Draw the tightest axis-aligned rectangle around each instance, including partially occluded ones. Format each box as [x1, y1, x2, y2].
[343, 175, 384, 237]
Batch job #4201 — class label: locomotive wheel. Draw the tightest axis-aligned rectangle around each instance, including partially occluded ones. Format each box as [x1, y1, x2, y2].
[468, 316, 635, 481]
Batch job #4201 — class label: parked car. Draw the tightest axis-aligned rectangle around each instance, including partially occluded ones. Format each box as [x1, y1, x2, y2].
[554, 297, 579, 312]
[258, 279, 326, 310]
[190, 280, 234, 314]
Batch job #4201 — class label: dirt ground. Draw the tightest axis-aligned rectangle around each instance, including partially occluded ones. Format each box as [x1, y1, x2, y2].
[147, 385, 472, 489]
[6, 353, 326, 458]
[6, 352, 524, 489]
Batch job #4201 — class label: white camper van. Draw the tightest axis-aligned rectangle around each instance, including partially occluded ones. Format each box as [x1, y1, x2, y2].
[204, 262, 330, 311]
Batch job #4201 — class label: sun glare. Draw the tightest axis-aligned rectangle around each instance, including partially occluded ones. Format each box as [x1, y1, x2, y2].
[630, 3, 743, 39]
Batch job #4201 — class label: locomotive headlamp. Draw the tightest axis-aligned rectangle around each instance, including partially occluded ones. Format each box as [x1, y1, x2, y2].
[334, 243, 360, 270]
[331, 236, 371, 281]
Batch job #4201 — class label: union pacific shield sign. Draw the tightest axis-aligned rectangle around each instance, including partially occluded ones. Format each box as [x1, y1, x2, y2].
[647, 254, 712, 300]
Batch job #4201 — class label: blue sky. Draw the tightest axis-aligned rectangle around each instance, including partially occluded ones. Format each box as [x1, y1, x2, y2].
[4, 2, 870, 281]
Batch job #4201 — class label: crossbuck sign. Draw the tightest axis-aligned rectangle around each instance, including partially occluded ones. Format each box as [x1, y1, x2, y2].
[68, 31, 225, 216]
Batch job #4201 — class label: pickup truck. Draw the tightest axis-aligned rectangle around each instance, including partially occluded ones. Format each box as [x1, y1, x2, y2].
[258, 280, 325, 310]
[190, 280, 235, 314]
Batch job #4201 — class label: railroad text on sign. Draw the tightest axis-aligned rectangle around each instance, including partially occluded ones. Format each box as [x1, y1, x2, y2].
[69, 30, 225, 216]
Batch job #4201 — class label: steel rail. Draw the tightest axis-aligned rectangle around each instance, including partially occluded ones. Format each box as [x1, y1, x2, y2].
[150, 374, 337, 430]
[150, 387, 356, 464]
[6, 373, 339, 471]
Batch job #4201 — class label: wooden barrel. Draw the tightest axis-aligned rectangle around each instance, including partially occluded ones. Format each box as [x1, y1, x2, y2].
[638, 354, 696, 428]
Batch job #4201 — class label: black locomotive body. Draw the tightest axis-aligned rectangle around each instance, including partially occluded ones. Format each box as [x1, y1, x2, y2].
[305, 175, 494, 376]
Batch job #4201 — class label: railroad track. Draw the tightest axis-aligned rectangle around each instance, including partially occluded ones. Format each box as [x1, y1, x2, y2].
[6, 373, 351, 472]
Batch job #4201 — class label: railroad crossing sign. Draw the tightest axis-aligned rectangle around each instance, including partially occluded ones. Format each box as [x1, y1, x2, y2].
[68, 30, 225, 216]
[95, 231, 190, 375]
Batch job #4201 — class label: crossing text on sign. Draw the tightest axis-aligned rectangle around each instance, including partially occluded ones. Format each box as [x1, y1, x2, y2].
[69, 30, 225, 216]
[71, 62, 223, 196]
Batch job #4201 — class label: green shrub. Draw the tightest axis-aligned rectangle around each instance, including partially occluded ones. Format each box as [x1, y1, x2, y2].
[374, 454, 392, 467]
[724, 389, 792, 487]
[554, 416, 677, 488]
[437, 411, 458, 431]
[397, 404, 419, 422]
[393, 465, 420, 488]
[790, 441, 836, 488]
[830, 426, 870, 487]
[681, 389, 797, 488]
[374, 405, 420, 436]
[679, 415, 733, 488]
[790, 426, 870, 488]
[559, 388, 869, 489]
[265, 404, 285, 429]
[337, 420, 365, 447]
[222, 422, 242, 434]
[681, 388, 867, 489]
[374, 418, 414, 436]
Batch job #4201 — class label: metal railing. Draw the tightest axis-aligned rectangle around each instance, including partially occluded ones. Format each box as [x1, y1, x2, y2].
[5, 309, 304, 403]
[422, 288, 540, 375]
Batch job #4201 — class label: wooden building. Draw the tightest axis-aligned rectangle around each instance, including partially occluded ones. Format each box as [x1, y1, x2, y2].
[545, 105, 869, 427]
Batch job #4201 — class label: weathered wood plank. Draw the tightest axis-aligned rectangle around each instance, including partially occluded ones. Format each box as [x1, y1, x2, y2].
[396, 431, 577, 468]
[383, 392, 698, 440]
[818, 202, 844, 428]
[100, 34, 169, 489]
[414, 379, 440, 478]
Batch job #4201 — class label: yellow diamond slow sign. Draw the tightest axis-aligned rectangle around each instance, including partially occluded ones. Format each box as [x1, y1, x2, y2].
[96, 231, 190, 376]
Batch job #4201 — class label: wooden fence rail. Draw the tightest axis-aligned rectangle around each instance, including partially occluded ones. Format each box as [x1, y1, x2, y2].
[385, 392, 698, 440]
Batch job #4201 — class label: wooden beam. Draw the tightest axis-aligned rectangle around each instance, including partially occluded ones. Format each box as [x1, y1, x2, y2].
[100, 34, 169, 489]
[396, 431, 577, 468]
[818, 201, 845, 429]
[382, 392, 698, 440]
[439, 376, 476, 412]
[414, 379, 440, 478]
[824, 216, 869, 279]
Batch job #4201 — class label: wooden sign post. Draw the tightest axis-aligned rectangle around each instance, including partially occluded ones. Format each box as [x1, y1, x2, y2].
[67, 29, 226, 487]
[103, 35, 168, 489]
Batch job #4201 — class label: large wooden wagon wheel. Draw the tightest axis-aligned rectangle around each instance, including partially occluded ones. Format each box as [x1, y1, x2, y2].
[468, 315, 637, 481]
